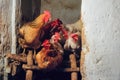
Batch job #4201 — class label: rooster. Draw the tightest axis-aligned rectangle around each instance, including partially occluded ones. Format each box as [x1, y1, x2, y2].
[19, 10, 51, 49]
[39, 19, 63, 42]
[36, 32, 63, 71]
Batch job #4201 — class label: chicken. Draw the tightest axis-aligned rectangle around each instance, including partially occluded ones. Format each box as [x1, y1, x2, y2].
[59, 20, 82, 57]
[50, 32, 64, 54]
[39, 19, 63, 42]
[36, 33, 64, 71]
[64, 32, 81, 52]
[19, 10, 51, 49]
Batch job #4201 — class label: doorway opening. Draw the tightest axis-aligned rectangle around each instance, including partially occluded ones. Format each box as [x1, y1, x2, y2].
[8, 0, 82, 80]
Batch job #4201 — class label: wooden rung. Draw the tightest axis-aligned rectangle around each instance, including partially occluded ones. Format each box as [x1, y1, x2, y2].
[22, 64, 41, 70]
[22, 64, 80, 72]
[57, 67, 80, 72]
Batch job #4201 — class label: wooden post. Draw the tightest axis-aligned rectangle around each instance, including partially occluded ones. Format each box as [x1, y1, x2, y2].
[70, 54, 78, 80]
[25, 50, 33, 80]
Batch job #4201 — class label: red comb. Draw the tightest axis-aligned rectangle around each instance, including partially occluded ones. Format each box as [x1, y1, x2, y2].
[51, 19, 62, 27]
[42, 40, 51, 49]
[71, 33, 79, 42]
[43, 10, 51, 23]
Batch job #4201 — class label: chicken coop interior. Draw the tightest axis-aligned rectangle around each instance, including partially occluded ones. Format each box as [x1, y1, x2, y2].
[5, 0, 82, 80]
[1, 0, 120, 80]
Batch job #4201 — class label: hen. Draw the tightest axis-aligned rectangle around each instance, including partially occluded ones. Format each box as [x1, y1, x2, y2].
[19, 10, 51, 49]
[64, 32, 81, 52]
[64, 20, 82, 51]
[36, 33, 63, 71]
[59, 21, 82, 57]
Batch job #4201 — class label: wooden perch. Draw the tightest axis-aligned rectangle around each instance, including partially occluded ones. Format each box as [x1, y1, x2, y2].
[58, 67, 79, 72]
[70, 54, 78, 80]
[6, 53, 27, 63]
[22, 64, 80, 72]
[25, 50, 33, 80]
[6, 52, 80, 80]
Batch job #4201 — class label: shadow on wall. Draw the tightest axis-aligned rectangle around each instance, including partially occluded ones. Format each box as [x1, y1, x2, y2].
[41, 0, 82, 24]
[21, 0, 41, 23]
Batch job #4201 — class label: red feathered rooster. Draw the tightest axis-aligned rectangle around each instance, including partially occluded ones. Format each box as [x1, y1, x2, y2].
[39, 19, 63, 42]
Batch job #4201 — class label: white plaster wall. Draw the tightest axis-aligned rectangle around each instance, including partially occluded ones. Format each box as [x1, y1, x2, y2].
[81, 0, 120, 80]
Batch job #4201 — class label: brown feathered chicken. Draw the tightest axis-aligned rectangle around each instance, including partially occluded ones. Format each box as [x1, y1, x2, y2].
[19, 10, 51, 49]
[36, 33, 63, 71]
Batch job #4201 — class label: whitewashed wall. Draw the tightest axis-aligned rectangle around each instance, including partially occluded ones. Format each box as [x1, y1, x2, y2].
[0, 1, 13, 79]
[0, 0, 21, 80]
[81, 0, 120, 80]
